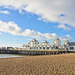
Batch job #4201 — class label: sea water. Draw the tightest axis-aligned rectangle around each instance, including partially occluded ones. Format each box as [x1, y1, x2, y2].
[0, 54, 24, 58]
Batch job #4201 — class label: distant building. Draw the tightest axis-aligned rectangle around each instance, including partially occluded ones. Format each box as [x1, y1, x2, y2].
[23, 44, 30, 49]
[7, 47, 13, 50]
[40, 40, 50, 46]
[53, 38, 61, 46]
[2, 47, 6, 50]
[28, 39, 39, 47]
[14, 47, 18, 50]
[40, 40, 51, 50]
[22, 38, 75, 51]
[64, 40, 69, 45]
[53, 38, 61, 49]
[66, 42, 75, 50]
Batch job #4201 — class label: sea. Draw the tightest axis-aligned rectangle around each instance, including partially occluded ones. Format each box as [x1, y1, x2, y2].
[0, 54, 24, 58]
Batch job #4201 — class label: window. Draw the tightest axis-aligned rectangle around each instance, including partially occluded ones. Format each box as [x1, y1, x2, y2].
[70, 47, 74, 50]
[43, 47, 45, 49]
[40, 47, 41, 49]
[47, 47, 49, 49]
[56, 46, 58, 49]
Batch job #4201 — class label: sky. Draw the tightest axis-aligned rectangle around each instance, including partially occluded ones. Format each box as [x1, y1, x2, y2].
[0, 0, 75, 47]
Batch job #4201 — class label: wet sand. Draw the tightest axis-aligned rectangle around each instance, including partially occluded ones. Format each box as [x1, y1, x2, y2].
[0, 53, 75, 75]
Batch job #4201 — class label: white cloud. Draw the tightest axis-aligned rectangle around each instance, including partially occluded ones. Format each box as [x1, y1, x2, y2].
[0, 20, 71, 41]
[57, 24, 71, 30]
[0, 0, 73, 40]
[22, 29, 43, 39]
[0, 10, 10, 14]
[0, 0, 75, 29]
[59, 35, 72, 41]
[43, 33, 57, 40]
[22, 29, 58, 40]
[0, 20, 22, 35]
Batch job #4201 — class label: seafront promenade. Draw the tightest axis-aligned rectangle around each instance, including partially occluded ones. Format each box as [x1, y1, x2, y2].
[0, 49, 75, 55]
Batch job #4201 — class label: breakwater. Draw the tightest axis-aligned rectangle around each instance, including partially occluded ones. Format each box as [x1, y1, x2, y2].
[0, 49, 75, 55]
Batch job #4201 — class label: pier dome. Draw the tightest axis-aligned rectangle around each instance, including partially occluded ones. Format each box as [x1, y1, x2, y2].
[53, 38, 61, 46]
[40, 40, 50, 46]
[28, 39, 39, 47]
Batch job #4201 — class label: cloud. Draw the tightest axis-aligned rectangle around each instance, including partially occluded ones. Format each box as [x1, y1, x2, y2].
[59, 35, 72, 41]
[0, 20, 22, 35]
[0, 0, 75, 29]
[0, 10, 10, 14]
[22, 29, 58, 40]
[57, 24, 71, 30]
[0, 0, 73, 40]
[22, 29, 43, 39]
[0, 20, 71, 41]
[43, 33, 57, 40]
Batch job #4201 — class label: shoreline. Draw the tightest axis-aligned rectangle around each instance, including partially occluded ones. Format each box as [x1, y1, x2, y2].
[0, 53, 74, 59]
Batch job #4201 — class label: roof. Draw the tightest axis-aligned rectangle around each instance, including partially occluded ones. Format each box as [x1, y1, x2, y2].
[54, 38, 60, 41]
[42, 40, 48, 43]
[31, 39, 38, 42]
[68, 42, 75, 46]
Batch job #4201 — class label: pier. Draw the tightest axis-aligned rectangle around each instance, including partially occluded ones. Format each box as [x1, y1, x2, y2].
[0, 49, 75, 55]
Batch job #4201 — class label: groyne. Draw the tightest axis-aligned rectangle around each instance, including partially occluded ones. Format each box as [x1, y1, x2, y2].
[0, 49, 75, 55]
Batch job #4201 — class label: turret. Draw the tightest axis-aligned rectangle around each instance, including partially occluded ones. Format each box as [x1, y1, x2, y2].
[40, 40, 50, 46]
[28, 39, 39, 47]
[53, 38, 61, 46]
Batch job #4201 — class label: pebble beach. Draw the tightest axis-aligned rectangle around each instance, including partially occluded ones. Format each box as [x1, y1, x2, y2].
[0, 54, 75, 75]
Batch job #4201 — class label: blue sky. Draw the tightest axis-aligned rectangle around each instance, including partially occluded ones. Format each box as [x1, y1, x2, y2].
[0, 0, 75, 47]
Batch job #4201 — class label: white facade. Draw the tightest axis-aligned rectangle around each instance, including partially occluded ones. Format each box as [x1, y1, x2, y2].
[64, 42, 75, 50]
[28, 39, 39, 47]
[64, 40, 69, 45]
[22, 39, 75, 50]
[53, 38, 61, 46]
[40, 40, 50, 46]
